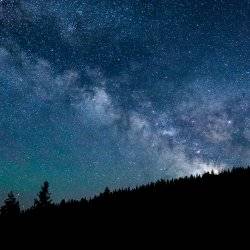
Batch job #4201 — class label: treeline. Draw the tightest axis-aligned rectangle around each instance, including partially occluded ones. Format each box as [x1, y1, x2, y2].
[1, 167, 250, 222]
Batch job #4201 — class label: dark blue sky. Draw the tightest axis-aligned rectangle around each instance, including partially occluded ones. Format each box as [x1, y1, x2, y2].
[0, 0, 249, 207]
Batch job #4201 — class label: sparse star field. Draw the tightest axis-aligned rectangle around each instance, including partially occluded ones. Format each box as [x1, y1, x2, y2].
[0, 0, 249, 206]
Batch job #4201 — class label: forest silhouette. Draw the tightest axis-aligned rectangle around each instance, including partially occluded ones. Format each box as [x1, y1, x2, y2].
[1, 167, 250, 227]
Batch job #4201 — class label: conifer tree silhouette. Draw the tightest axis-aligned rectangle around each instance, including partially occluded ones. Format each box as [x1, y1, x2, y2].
[104, 187, 110, 195]
[0, 191, 20, 217]
[34, 181, 52, 209]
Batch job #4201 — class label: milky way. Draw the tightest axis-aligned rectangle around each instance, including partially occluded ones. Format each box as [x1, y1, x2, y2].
[0, 0, 249, 206]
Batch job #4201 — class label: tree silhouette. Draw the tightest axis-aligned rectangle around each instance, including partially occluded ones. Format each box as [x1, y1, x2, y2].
[104, 187, 110, 195]
[34, 181, 52, 209]
[0, 191, 20, 217]
[1, 167, 250, 224]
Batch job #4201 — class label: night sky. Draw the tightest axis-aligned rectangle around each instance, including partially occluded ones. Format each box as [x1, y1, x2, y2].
[0, 0, 249, 207]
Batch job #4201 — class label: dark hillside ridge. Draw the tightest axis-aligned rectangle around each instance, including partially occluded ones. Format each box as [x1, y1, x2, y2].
[1, 167, 250, 225]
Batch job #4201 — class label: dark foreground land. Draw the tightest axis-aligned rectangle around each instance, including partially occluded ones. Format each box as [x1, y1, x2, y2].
[1, 167, 250, 237]
[0, 168, 250, 223]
